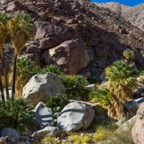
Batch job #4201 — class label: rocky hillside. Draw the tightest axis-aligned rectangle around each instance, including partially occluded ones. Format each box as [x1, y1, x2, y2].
[0, 0, 144, 78]
[95, 2, 144, 31]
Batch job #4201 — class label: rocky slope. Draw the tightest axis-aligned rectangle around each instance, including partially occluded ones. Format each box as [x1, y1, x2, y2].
[95, 2, 144, 31]
[0, 0, 144, 78]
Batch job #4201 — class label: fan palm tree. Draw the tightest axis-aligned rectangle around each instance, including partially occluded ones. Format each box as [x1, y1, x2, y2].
[0, 12, 9, 100]
[105, 60, 138, 119]
[9, 57, 40, 97]
[123, 49, 135, 61]
[7, 13, 35, 100]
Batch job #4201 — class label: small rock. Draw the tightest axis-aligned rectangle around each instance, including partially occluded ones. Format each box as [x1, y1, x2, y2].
[32, 126, 61, 138]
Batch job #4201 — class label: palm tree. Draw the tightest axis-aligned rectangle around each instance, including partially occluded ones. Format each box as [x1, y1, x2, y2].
[105, 60, 138, 119]
[9, 57, 40, 97]
[0, 12, 9, 99]
[123, 49, 135, 62]
[7, 13, 35, 100]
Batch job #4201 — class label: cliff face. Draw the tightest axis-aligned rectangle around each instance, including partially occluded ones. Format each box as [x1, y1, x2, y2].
[0, 0, 144, 77]
[95, 2, 144, 31]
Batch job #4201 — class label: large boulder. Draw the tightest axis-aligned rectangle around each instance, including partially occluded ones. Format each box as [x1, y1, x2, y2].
[57, 102, 95, 132]
[132, 103, 144, 144]
[22, 73, 65, 106]
[49, 38, 90, 74]
[34, 102, 54, 129]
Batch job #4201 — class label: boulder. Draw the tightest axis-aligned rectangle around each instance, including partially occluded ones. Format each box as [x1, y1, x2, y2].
[35, 21, 63, 40]
[123, 98, 144, 117]
[34, 102, 54, 129]
[22, 73, 65, 106]
[116, 116, 137, 133]
[0, 128, 20, 142]
[132, 103, 144, 144]
[32, 126, 61, 138]
[57, 102, 95, 132]
[49, 38, 90, 74]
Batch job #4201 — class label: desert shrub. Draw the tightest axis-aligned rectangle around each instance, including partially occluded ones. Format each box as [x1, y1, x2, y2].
[60, 75, 89, 100]
[0, 98, 34, 131]
[94, 122, 134, 144]
[42, 136, 60, 144]
[40, 64, 61, 75]
[68, 134, 91, 144]
[139, 70, 144, 76]
[46, 94, 69, 112]
[94, 125, 113, 141]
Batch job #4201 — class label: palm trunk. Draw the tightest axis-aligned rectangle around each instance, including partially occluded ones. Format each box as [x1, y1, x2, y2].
[0, 76, 5, 103]
[12, 53, 18, 101]
[0, 46, 9, 99]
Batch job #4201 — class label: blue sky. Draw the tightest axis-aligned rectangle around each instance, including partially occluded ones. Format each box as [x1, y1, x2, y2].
[91, 0, 144, 6]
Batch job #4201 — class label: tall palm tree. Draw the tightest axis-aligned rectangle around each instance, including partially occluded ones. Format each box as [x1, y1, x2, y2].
[105, 60, 138, 119]
[7, 13, 35, 100]
[0, 12, 9, 99]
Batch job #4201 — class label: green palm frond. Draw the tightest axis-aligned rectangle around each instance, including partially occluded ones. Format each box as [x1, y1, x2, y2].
[89, 88, 113, 107]
[106, 60, 138, 88]
[0, 12, 9, 25]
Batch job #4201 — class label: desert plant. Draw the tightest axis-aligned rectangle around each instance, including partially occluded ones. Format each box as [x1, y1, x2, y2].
[41, 65, 61, 75]
[0, 98, 34, 131]
[68, 134, 91, 144]
[89, 88, 120, 119]
[12, 57, 40, 96]
[89, 88, 113, 107]
[139, 70, 144, 76]
[42, 136, 60, 144]
[123, 49, 135, 61]
[46, 94, 69, 112]
[94, 125, 113, 141]
[0, 12, 9, 99]
[105, 60, 138, 119]
[60, 75, 89, 100]
[7, 13, 35, 99]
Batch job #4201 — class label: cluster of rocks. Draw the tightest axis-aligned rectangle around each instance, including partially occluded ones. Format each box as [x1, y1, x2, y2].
[0, 0, 143, 78]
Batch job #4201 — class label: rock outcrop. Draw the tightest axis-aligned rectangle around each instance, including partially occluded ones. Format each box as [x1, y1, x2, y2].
[95, 2, 144, 31]
[0, 0, 144, 77]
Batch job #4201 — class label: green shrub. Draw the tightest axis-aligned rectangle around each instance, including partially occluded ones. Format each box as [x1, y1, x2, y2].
[42, 136, 60, 144]
[0, 98, 34, 131]
[60, 75, 89, 100]
[46, 94, 69, 112]
[89, 88, 113, 107]
[139, 70, 144, 76]
[40, 65, 61, 75]
[68, 134, 91, 144]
